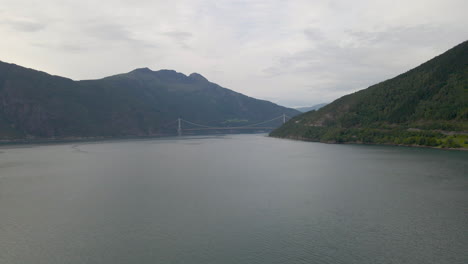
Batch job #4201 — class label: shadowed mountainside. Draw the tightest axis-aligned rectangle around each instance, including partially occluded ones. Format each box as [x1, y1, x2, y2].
[0, 63, 299, 140]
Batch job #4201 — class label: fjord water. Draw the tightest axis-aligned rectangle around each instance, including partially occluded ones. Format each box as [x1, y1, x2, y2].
[0, 135, 467, 264]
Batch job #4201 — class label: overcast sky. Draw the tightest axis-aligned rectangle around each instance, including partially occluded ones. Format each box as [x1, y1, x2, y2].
[1, 0, 467, 107]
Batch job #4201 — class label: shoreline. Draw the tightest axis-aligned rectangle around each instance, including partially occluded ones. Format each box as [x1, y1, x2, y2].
[2, 134, 467, 151]
[270, 135, 468, 151]
[0, 131, 271, 147]
[0, 135, 175, 146]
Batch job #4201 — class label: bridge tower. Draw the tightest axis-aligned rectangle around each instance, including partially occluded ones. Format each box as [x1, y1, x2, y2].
[177, 118, 182, 136]
[282, 113, 286, 124]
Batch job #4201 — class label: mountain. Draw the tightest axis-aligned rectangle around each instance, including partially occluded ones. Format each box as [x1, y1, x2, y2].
[271, 41, 468, 149]
[0, 62, 300, 140]
[296, 103, 327, 113]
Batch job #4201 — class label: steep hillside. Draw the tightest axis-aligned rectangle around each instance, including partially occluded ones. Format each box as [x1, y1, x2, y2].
[271, 41, 468, 149]
[0, 63, 299, 140]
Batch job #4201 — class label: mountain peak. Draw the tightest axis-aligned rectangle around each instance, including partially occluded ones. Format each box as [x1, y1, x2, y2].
[131, 67, 153, 74]
[189, 73, 208, 82]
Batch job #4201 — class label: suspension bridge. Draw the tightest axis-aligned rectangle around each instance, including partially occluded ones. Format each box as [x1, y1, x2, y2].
[161, 114, 293, 136]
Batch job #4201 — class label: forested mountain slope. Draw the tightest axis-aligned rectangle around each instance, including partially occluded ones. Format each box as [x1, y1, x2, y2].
[271, 41, 468, 149]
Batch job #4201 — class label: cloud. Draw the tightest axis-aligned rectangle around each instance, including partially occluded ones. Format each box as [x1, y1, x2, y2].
[261, 23, 468, 105]
[0, 0, 467, 107]
[85, 22, 134, 42]
[0, 18, 46, 32]
[32, 42, 88, 53]
[162, 31, 193, 48]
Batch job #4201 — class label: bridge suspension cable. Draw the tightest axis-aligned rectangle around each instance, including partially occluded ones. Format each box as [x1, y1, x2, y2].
[179, 114, 289, 130]
[240, 115, 285, 127]
[180, 119, 218, 128]
[161, 114, 293, 135]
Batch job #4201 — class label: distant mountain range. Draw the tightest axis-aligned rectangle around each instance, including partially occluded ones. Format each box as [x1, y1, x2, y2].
[271, 41, 468, 149]
[295, 103, 327, 113]
[0, 63, 299, 140]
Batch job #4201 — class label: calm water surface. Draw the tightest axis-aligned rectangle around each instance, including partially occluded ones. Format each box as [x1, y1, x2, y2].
[0, 134, 467, 263]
